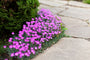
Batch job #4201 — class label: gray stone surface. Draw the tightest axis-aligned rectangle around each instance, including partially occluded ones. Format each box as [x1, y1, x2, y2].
[65, 27, 90, 38]
[32, 38, 90, 60]
[69, 1, 90, 8]
[39, 0, 90, 8]
[61, 16, 88, 28]
[60, 6, 90, 20]
[38, 5, 65, 14]
[39, 0, 66, 7]
[39, 0, 67, 5]
[61, 16, 90, 39]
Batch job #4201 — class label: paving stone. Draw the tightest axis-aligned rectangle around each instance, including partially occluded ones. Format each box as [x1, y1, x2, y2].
[32, 38, 90, 60]
[39, 0, 90, 8]
[39, 0, 66, 7]
[69, 1, 90, 8]
[61, 16, 88, 28]
[38, 5, 65, 14]
[65, 27, 90, 38]
[60, 6, 90, 20]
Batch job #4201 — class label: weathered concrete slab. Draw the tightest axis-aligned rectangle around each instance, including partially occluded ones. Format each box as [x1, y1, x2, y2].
[61, 16, 88, 28]
[39, 0, 90, 8]
[65, 27, 90, 38]
[32, 38, 90, 60]
[69, 1, 90, 8]
[39, 0, 66, 7]
[60, 6, 90, 20]
[38, 5, 65, 14]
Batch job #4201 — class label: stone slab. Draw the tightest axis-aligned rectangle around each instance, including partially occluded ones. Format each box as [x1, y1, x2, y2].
[60, 6, 90, 20]
[69, 1, 90, 8]
[39, 0, 90, 8]
[61, 16, 88, 28]
[38, 5, 65, 14]
[65, 27, 90, 38]
[39, 0, 65, 7]
[32, 38, 90, 60]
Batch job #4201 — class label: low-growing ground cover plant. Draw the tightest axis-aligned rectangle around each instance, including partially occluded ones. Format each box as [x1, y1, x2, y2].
[3, 9, 66, 60]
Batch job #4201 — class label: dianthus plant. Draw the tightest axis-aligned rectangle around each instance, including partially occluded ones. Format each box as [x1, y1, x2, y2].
[4, 8, 62, 60]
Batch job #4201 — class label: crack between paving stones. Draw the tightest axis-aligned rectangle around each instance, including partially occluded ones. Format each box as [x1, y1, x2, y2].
[58, 14, 89, 25]
[40, 2, 90, 9]
[40, 3, 66, 8]
[71, 36, 90, 41]
[67, 4, 90, 9]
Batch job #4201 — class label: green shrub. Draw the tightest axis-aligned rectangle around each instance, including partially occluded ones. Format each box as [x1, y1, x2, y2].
[0, 0, 40, 40]
[83, 0, 90, 4]
[0, 44, 6, 54]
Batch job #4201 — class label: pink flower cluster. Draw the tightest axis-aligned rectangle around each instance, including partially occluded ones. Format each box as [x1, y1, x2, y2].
[4, 9, 62, 58]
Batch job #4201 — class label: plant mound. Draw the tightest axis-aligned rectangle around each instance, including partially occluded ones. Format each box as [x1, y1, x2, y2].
[3, 9, 66, 60]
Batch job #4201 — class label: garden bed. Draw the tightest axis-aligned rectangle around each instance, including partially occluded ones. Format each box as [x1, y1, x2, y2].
[1, 9, 66, 60]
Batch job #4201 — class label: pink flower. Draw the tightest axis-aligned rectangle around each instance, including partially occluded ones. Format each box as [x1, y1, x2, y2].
[23, 25, 26, 29]
[27, 50, 31, 54]
[32, 18, 34, 20]
[30, 38, 35, 44]
[35, 47, 37, 50]
[35, 41, 40, 44]
[8, 39, 12, 42]
[26, 22, 30, 26]
[24, 39, 29, 42]
[38, 45, 41, 49]
[11, 32, 14, 35]
[4, 59, 8, 60]
[15, 45, 20, 49]
[31, 49, 35, 54]
[15, 52, 19, 56]
[11, 53, 14, 57]
[3, 45, 7, 48]
[15, 37, 18, 40]
[8, 37, 13, 42]
[19, 41, 22, 44]
[25, 53, 30, 57]
[9, 45, 13, 48]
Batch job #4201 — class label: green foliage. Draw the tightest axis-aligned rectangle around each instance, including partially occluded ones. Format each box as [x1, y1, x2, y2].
[83, 0, 90, 4]
[0, 44, 7, 54]
[0, 0, 40, 39]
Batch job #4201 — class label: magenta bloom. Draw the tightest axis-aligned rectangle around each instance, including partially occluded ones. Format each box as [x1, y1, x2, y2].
[11, 32, 15, 35]
[4, 59, 8, 60]
[31, 49, 35, 54]
[9, 45, 13, 48]
[35, 47, 37, 50]
[11, 53, 14, 57]
[25, 53, 30, 57]
[15, 52, 19, 56]
[3, 45, 7, 48]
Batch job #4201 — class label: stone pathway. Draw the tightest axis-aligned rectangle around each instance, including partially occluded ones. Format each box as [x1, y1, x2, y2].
[32, 0, 90, 60]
